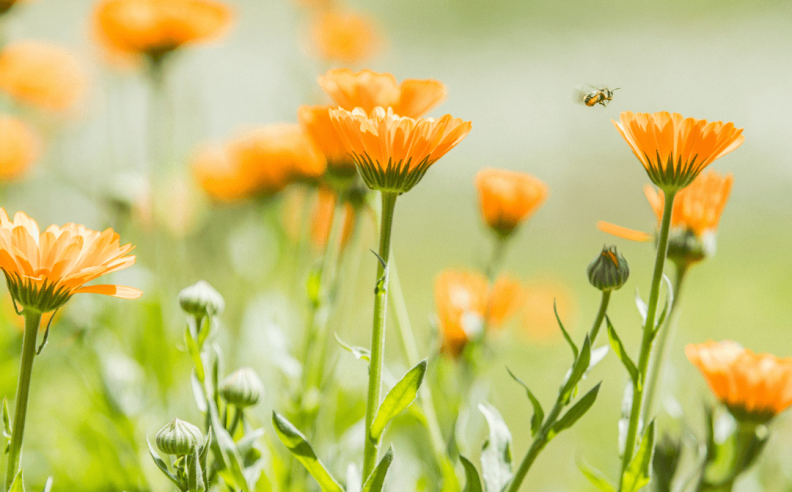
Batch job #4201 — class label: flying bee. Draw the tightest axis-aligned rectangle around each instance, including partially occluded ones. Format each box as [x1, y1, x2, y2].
[574, 85, 620, 107]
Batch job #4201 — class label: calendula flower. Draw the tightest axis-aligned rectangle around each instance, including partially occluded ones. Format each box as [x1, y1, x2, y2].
[309, 188, 355, 249]
[0, 209, 141, 313]
[319, 68, 446, 118]
[475, 168, 548, 238]
[686, 340, 792, 423]
[298, 104, 357, 179]
[613, 111, 743, 192]
[0, 116, 40, 180]
[0, 42, 87, 112]
[598, 170, 734, 265]
[330, 107, 471, 193]
[93, 0, 233, 61]
[310, 11, 379, 64]
[434, 270, 521, 356]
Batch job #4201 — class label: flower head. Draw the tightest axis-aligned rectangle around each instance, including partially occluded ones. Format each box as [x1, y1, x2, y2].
[587, 245, 629, 291]
[0, 116, 39, 180]
[298, 104, 357, 180]
[319, 69, 446, 118]
[310, 11, 379, 65]
[686, 340, 792, 423]
[156, 418, 203, 455]
[330, 107, 470, 193]
[93, 0, 233, 61]
[0, 210, 141, 313]
[613, 111, 743, 192]
[0, 42, 87, 112]
[475, 168, 548, 238]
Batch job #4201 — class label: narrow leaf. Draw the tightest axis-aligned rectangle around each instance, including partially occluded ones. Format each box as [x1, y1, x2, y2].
[9, 470, 24, 492]
[621, 420, 656, 492]
[272, 412, 344, 492]
[361, 445, 394, 492]
[3, 397, 11, 437]
[506, 367, 544, 436]
[577, 456, 617, 492]
[185, 324, 205, 382]
[41, 477, 53, 492]
[606, 317, 639, 387]
[478, 402, 513, 492]
[209, 401, 251, 492]
[548, 383, 601, 441]
[559, 336, 591, 404]
[554, 299, 578, 360]
[370, 360, 427, 441]
[147, 438, 183, 490]
[635, 289, 648, 324]
[334, 332, 370, 362]
[654, 275, 675, 334]
[460, 455, 483, 492]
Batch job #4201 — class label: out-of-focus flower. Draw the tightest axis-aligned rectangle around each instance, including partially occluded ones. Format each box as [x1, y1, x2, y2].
[298, 104, 357, 180]
[598, 170, 734, 266]
[475, 168, 548, 238]
[0, 116, 39, 181]
[310, 10, 379, 65]
[309, 188, 355, 249]
[193, 125, 326, 201]
[521, 279, 578, 344]
[0, 209, 141, 313]
[0, 42, 87, 112]
[93, 0, 233, 61]
[179, 280, 224, 317]
[686, 340, 792, 423]
[220, 367, 264, 408]
[153, 175, 200, 237]
[613, 111, 743, 192]
[330, 107, 470, 193]
[434, 270, 522, 356]
[319, 68, 446, 118]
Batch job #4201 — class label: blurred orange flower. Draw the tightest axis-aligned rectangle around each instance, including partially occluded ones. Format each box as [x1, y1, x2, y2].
[93, 0, 233, 59]
[686, 340, 792, 423]
[193, 125, 326, 201]
[319, 68, 446, 118]
[0, 42, 87, 112]
[310, 11, 379, 64]
[521, 279, 578, 344]
[282, 186, 356, 250]
[298, 104, 356, 177]
[613, 111, 743, 191]
[0, 209, 141, 313]
[475, 168, 548, 238]
[330, 107, 470, 193]
[0, 116, 40, 181]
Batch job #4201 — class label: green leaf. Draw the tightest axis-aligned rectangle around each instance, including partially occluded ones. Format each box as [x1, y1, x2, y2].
[41, 477, 53, 492]
[635, 289, 647, 324]
[654, 275, 674, 334]
[185, 323, 205, 382]
[506, 368, 544, 436]
[548, 383, 601, 441]
[577, 456, 616, 492]
[188, 444, 205, 492]
[606, 317, 639, 387]
[361, 445, 394, 492]
[621, 420, 656, 492]
[9, 470, 24, 492]
[478, 402, 513, 492]
[146, 438, 184, 490]
[191, 372, 208, 413]
[209, 401, 251, 492]
[459, 455, 483, 492]
[559, 335, 591, 404]
[199, 429, 212, 488]
[3, 397, 11, 438]
[334, 332, 370, 362]
[554, 299, 578, 360]
[272, 411, 344, 492]
[370, 359, 427, 441]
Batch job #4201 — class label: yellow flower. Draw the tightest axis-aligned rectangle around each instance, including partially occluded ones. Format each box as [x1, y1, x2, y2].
[318, 68, 446, 118]
[686, 340, 792, 423]
[0, 42, 87, 112]
[0, 116, 40, 181]
[0, 210, 141, 313]
[613, 111, 743, 191]
[310, 11, 379, 64]
[329, 107, 471, 193]
[475, 168, 548, 238]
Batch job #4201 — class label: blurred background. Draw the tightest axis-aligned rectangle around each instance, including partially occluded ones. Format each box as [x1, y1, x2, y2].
[1, 0, 791, 490]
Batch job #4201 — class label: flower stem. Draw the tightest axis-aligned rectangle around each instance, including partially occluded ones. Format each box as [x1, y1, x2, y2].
[589, 290, 611, 345]
[362, 191, 398, 481]
[485, 235, 507, 283]
[619, 190, 677, 484]
[5, 310, 42, 492]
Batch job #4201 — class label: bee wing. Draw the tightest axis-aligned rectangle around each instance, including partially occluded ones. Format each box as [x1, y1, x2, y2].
[572, 86, 590, 105]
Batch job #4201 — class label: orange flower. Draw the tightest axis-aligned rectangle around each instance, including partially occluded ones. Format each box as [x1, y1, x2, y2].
[93, 0, 233, 59]
[0, 209, 141, 313]
[0, 42, 87, 112]
[309, 188, 355, 249]
[0, 116, 40, 180]
[318, 68, 446, 118]
[475, 168, 548, 237]
[686, 340, 792, 423]
[487, 275, 523, 327]
[521, 279, 578, 344]
[613, 111, 743, 191]
[298, 104, 356, 178]
[310, 11, 379, 64]
[329, 107, 471, 193]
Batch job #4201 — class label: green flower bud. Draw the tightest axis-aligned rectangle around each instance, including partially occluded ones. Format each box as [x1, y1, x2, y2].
[587, 245, 630, 291]
[179, 281, 224, 317]
[220, 367, 263, 408]
[156, 418, 203, 456]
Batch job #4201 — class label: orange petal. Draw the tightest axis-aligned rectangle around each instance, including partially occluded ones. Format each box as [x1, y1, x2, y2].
[75, 284, 142, 299]
[597, 221, 653, 242]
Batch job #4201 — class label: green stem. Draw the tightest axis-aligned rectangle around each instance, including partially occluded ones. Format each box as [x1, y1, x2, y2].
[5, 310, 42, 491]
[362, 191, 398, 481]
[619, 190, 677, 485]
[589, 290, 611, 345]
[697, 422, 759, 492]
[642, 263, 688, 421]
[485, 236, 507, 283]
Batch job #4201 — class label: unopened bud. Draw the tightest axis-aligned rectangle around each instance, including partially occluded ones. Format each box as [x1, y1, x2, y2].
[179, 281, 224, 317]
[220, 367, 263, 408]
[156, 418, 203, 456]
[587, 245, 630, 291]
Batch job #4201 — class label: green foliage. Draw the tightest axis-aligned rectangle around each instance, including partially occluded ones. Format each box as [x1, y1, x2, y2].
[506, 368, 543, 437]
[554, 300, 578, 360]
[559, 335, 591, 404]
[370, 359, 427, 441]
[9, 470, 25, 492]
[577, 456, 616, 492]
[334, 332, 371, 362]
[548, 383, 601, 441]
[621, 420, 656, 492]
[459, 455, 483, 492]
[606, 317, 638, 387]
[478, 402, 513, 492]
[361, 445, 394, 492]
